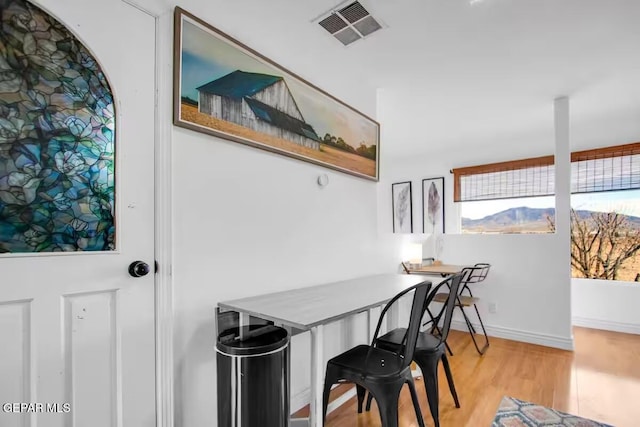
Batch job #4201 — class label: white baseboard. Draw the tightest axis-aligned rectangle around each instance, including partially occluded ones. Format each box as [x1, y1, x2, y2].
[291, 388, 310, 415]
[327, 387, 357, 413]
[291, 385, 357, 416]
[450, 320, 574, 351]
[572, 316, 640, 335]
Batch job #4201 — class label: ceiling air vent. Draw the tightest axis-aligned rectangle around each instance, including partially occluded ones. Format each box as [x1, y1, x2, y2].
[317, 1, 383, 46]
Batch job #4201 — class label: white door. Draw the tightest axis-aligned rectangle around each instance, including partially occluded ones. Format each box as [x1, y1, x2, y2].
[0, 0, 156, 426]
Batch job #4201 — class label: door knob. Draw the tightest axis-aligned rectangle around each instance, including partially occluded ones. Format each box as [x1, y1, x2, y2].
[128, 261, 150, 277]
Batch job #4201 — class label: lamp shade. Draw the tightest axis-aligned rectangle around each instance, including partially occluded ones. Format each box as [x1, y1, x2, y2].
[407, 243, 422, 264]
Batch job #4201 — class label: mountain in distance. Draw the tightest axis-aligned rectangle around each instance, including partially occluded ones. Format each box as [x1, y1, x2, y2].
[462, 206, 640, 233]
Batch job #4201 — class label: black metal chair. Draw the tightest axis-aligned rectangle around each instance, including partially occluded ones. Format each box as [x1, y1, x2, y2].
[322, 280, 432, 427]
[432, 263, 491, 355]
[363, 273, 464, 427]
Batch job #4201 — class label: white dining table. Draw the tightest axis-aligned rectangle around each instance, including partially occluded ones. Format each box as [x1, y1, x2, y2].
[218, 273, 432, 427]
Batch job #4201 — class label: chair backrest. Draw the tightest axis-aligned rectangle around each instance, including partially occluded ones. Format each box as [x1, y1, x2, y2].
[429, 272, 464, 342]
[463, 263, 491, 285]
[370, 280, 431, 369]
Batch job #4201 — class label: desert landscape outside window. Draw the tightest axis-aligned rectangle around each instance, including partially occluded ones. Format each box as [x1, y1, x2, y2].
[455, 143, 640, 281]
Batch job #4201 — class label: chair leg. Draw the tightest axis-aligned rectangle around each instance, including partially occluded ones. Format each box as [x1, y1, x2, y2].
[427, 307, 454, 356]
[461, 307, 476, 339]
[441, 354, 460, 408]
[473, 303, 490, 353]
[367, 383, 403, 427]
[468, 319, 477, 334]
[322, 373, 334, 425]
[415, 354, 441, 427]
[461, 304, 489, 355]
[365, 390, 374, 411]
[407, 378, 426, 427]
[444, 340, 454, 356]
[356, 385, 366, 414]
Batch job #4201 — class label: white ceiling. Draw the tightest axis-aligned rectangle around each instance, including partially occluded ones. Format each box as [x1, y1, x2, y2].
[175, 0, 640, 160]
[368, 0, 640, 159]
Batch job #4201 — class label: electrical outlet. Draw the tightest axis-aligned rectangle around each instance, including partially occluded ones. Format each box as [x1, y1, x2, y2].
[488, 302, 497, 314]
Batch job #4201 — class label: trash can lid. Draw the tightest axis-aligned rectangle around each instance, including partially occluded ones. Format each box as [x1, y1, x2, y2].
[216, 325, 289, 356]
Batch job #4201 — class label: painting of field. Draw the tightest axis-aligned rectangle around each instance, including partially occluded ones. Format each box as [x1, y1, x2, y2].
[181, 104, 376, 177]
[173, 8, 379, 180]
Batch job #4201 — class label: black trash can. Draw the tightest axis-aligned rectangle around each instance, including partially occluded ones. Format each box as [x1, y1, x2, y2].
[216, 324, 290, 427]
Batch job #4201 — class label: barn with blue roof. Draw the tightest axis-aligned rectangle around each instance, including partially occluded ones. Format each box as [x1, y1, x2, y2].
[196, 70, 320, 150]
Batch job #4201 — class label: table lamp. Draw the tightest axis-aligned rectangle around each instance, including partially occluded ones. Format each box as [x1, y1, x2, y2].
[408, 243, 422, 268]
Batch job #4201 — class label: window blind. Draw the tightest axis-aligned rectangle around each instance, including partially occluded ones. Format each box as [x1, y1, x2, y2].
[453, 156, 554, 202]
[453, 142, 640, 202]
[571, 143, 640, 194]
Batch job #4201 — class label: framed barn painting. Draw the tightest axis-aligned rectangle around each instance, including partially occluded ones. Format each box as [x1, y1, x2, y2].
[422, 177, 444, 235]
[173, 8, 380, 181]
[392, 181, 413, 233]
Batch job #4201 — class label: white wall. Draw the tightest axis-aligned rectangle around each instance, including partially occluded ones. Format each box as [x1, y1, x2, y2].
[378, 155, 573, 349]
[171, 130, 399, 424]
[166, 2, 404, 426]
[377, 93, 573, 350]
[572, 279, 640, 334]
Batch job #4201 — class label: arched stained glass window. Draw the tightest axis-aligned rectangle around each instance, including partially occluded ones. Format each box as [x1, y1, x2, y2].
[0, 0, 116, 253]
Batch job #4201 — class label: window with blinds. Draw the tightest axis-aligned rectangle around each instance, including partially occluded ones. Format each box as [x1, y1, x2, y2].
[454, 156, 554, 202]
[571, 143, 640, 194]
[453, 142, 640, 202]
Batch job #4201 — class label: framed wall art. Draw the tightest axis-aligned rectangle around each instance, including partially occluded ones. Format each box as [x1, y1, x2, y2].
[392, 181, 413, 233]
[422, 177, 444, 234]
[173, 7, 380, 181]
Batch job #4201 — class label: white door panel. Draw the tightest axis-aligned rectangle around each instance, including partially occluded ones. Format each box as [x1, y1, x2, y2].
[0, 0, 156, 426]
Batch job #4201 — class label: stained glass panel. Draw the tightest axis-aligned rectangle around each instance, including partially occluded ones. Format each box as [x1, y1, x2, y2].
[0, 0, 116, 252]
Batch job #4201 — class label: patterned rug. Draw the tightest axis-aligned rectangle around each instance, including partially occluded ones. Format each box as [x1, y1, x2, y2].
[492, 396, 614, 427]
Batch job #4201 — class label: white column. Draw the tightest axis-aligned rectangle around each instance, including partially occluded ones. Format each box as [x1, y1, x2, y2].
[554, 96, 574, 344]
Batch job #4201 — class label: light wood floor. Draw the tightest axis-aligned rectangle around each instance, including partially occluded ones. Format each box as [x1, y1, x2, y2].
[312, 327, 640, 427]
